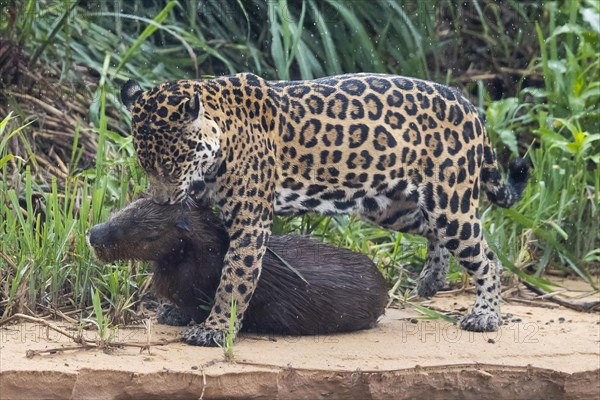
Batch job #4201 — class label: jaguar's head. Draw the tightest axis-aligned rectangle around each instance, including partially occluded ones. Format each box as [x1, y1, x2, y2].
[121, 79, 221, 204]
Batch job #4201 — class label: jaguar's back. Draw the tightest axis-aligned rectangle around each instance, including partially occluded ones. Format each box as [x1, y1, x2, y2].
[266, 73, 488, 218]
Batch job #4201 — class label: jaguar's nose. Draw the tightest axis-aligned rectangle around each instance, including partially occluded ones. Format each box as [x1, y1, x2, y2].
[187, 180, 206, 200]
[151, 186, 172, 205]
[152, 196, 171, 205]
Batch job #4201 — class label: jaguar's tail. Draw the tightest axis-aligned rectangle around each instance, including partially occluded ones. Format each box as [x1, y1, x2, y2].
[481, 139, 530, 208]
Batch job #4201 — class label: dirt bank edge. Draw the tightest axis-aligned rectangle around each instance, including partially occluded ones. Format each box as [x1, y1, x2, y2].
[1, 364, 598, 400]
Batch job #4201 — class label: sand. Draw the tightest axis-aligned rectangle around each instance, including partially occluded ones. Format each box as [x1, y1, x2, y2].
[1, 285, 599, 399]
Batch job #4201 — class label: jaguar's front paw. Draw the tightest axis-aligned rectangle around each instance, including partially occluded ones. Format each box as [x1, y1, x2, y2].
[460, 311, 501, 332]
[156, 303, 192, 326]
[182, 324, 230, 347]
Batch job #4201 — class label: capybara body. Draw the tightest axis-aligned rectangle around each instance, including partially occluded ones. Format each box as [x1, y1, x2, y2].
[89, 199, 387, 335]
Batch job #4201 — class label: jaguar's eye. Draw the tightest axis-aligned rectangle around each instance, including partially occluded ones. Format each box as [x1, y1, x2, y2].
[162, 160, 173, 170]
[166, 174, 179, 185]
[159, 161, 174, 177]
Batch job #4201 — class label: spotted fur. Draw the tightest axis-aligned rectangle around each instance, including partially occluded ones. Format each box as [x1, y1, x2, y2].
[121, 73, 529, 346]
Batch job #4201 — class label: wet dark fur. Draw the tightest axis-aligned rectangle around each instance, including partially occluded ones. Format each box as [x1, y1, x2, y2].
[89, 199, 387, 336]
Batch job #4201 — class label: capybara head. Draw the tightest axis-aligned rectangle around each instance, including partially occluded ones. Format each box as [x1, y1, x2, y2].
[89, 199, 227, 318]
[88, 198, 227, 263]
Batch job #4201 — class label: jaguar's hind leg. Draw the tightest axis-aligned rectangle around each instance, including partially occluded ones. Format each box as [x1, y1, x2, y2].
[416, 241, 450, 298]
[363, 199, 449, 298]
[458, 239, 502, 332]
[439, 226, 502, 332]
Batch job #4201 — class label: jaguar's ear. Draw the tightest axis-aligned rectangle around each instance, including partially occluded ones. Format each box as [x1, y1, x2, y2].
[121, 80, 143, 112]
[184, 92, 204, 121]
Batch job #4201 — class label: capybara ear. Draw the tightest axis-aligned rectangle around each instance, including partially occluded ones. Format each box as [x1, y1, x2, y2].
[121, 80, 143, 112]
[175, 217, 191, 232]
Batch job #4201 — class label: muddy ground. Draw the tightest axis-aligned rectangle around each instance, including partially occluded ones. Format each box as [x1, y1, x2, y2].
[1, 280, 599, 400]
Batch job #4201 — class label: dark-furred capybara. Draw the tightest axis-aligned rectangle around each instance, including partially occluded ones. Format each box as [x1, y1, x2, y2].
[88, 198, 387, 339]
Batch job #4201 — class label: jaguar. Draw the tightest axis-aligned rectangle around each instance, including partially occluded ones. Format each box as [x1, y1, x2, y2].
[120, 72, 529, 346]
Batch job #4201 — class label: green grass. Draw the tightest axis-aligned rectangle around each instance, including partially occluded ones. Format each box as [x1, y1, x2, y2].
[0, 0, 598, 327]
[0, 91, 148, 322]
[220, 298, 237, 361]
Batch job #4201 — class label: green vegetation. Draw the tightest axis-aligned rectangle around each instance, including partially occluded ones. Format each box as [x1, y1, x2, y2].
[1, 1, 598, 325]
[221, 298, 237, 361]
